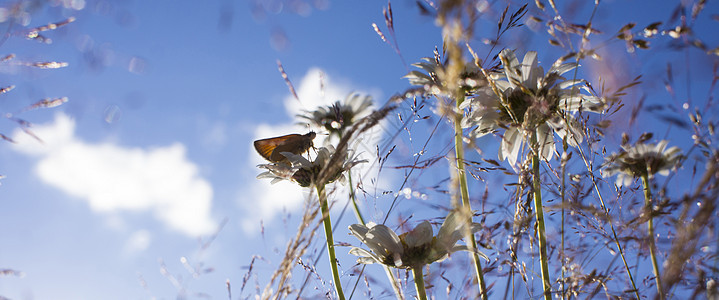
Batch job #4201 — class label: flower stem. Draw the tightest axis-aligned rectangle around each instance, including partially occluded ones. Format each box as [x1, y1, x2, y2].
[642, 174, 664, 300]
[346, 171, 366, 225]
[412, 266, 428, 300]
[338, 131, 367, 227]
[316, 184, 345, 300]
[454, 93, 488, 300]
[560, 140, 568, 300]
[531, 135, 551, 300]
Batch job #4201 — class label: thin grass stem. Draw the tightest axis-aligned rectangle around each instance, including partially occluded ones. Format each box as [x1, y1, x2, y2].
[642, 174, 664, 300]
[454, 92, 488, 300]
[316, 184, 345, 300]
[560, 140, 568, 300]
[530, 134, 551, 300]
[574, 144, 641, 299]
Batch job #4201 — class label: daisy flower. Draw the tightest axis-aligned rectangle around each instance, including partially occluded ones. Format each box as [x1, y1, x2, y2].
[462, 49, 604, 168]
[297, 93, 374, 139]
[348, 211, 487, 269]
[404, 54, 486, 96]
[257, 145, 366, 187]
[602, 140, 682, 187]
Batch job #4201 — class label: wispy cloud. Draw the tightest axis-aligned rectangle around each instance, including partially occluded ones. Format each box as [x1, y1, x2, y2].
[11, 113, 216, 237]
[123, 229, 152, 254]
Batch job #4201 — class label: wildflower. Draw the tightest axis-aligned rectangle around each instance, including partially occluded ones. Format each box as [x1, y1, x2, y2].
[462, 49, 603, 167]
[404, 54, 486, 96]
[348, 211, 486, 269]
[602, 140, 682, 186]
[257, 145, 366, 187]
[297, 93, 374, 139]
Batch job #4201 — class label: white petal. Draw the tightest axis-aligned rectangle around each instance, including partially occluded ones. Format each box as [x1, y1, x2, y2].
[500, 49, 521, 88]
[430, 252, 450, 263]
[392, 252, 403, 267]
[349, 247, 374, 258]
[664, 146, 681, 158]
[366, 225, 403, 254]
[405, 221, 433, 248]
[284, 152, 313, 167]
[521, 51, 539, 85]
[547, 115, 583, 147]
[464, 109, 501, 135]
[349, 224, 370, 240]
[558, 79, 584, 90]
[536, 123, 555, 161]
[493, 80, 512, 92]
[357, 257, 380, 264]
[404, 71, 432, 86]
[436, 211, 465, 247]
[500, 127, 523, 168]
[550, 62, 578, 76]
[449, 245, 490, 261]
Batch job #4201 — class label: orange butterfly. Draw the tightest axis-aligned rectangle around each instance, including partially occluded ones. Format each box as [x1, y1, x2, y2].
[254, 132, 316, 163]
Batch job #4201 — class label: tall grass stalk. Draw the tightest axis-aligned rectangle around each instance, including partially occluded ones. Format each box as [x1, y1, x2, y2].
[346, 172, 366, 225]
[454, 92, 488, 300]
[560, 140, 568, 300]
[642, 174, 664, 299]
[530, 134, 551, 300]
[316, 184, 345, 300]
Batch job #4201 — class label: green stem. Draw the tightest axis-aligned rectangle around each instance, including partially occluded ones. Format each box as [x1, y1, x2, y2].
[316, 184, 345, 300]
[454, 93, 488, 300]
[412, 266, 428, 300]
[338, 131, 366, 226]
[560, 141, 567, 300]
[346, 171, 366, 225]
[642, 174, 664, 300]
[531, 135, 551, 300]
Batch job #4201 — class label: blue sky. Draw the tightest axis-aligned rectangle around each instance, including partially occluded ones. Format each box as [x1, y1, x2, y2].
[0, 1, 433, 298]
[0, 0, 717, 299]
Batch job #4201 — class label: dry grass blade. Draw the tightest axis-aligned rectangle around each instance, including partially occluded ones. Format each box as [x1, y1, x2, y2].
[661, 155, 718, 293]
[0, 54, 14, 62]
[0, 133, 16, 143]
[0, 269, 23, 276]
[261, 199, 323, 300]
[25, 17, 76, 43]
[29, 17, 76, 33]
[22, 97, 69, 112]
[276, 60, 299, 102]
[226, 279, 232, 300]
[25, 61, 68, 69]
[0, 85, 14, 94]
[372, 23, 389, 45]
[374, 0, 406, 67]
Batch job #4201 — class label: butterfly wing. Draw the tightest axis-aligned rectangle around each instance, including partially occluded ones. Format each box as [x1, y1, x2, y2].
[254, 134, 301, 162]
[254, 132, 316, 162]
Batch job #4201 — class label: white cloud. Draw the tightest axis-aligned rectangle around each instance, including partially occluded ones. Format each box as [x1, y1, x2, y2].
[123, 229, 152, 254]
[242, 68, 383, 234]
[11, 113, 216, 237]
